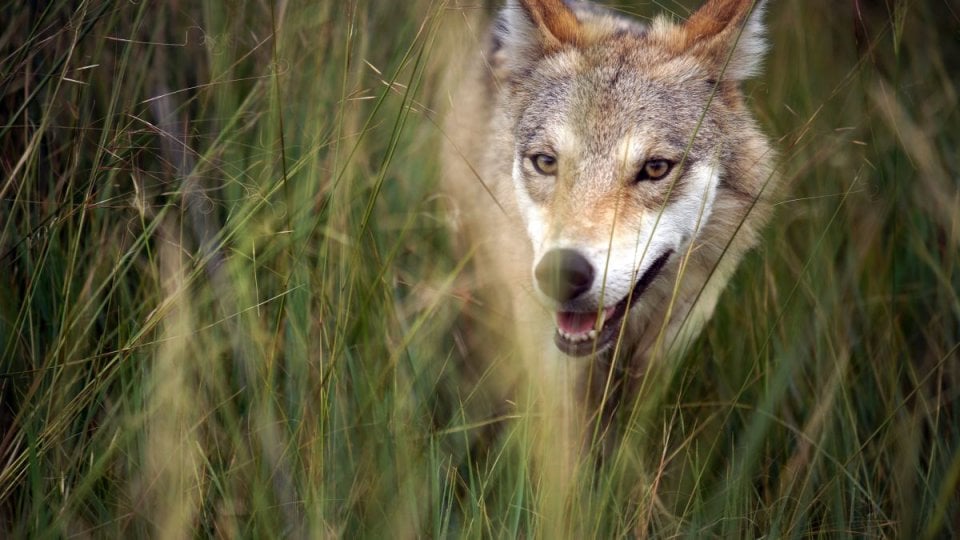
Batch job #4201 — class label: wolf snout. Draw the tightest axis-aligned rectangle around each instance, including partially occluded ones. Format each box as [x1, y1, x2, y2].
[535, 249, 594, 302]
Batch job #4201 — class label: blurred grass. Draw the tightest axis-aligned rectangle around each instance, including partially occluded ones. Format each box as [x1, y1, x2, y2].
[0, 0, 958, 537]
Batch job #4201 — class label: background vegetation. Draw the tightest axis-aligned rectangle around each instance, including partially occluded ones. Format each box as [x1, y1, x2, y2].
[1, 0, 957, 537]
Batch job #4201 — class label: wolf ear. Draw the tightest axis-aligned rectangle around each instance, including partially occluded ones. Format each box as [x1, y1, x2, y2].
[492, 0, 582, 79]
[677, 0, 768, 81]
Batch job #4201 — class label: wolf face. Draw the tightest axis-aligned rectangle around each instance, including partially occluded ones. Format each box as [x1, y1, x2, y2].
[490, 0, 770, 356]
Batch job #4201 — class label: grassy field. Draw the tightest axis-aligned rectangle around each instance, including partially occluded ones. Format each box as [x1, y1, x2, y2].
[1, 0, 958, 537]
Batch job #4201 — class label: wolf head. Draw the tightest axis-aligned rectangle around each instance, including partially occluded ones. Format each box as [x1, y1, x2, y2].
[490, 0, 770, 356]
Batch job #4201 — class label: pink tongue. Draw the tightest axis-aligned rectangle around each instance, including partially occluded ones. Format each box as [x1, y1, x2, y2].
[556, 306, 617, 334]
[557, 311, 596, 334]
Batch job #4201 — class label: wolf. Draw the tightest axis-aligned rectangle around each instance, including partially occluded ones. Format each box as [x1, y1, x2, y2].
[442, 0, 778, 461]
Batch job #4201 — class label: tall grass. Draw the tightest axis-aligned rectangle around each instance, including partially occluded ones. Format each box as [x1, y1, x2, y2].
[1, 0, 957, 537]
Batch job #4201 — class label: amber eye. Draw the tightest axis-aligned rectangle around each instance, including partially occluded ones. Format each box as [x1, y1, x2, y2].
[636, 159, 673, 182]
[531, 154, 558, 176]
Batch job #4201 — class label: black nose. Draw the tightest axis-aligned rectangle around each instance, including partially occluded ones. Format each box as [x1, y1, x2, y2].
[535, 249, 594, 302]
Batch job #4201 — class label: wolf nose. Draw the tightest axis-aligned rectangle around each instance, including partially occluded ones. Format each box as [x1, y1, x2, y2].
[535, 249, 594, 302]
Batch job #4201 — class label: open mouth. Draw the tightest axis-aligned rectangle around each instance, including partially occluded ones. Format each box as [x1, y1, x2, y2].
[553, 250, 673, 357]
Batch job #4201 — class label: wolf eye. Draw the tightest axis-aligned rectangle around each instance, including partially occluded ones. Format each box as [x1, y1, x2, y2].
[636, 159, 673, 182]
[530, 154, 558, 176]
